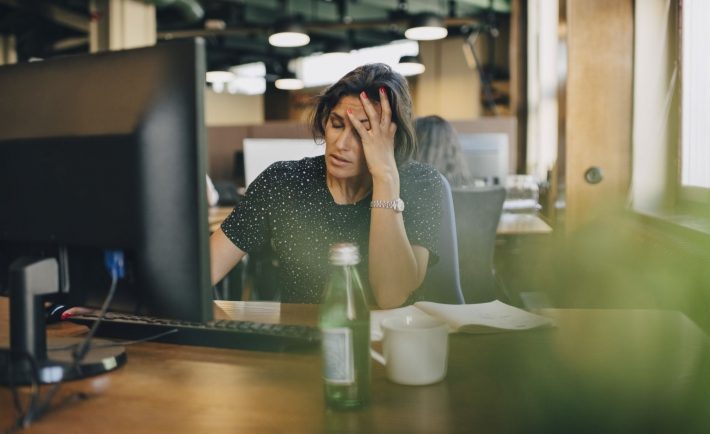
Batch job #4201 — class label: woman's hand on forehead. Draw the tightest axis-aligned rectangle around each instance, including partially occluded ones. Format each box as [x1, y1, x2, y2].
[346, 87, 398, 180]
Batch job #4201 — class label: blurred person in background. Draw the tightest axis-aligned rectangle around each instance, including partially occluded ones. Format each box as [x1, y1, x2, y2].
[414, 115, 474, 188]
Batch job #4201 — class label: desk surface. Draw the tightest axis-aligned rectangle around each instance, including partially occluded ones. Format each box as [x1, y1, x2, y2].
[2, 298, 709, 434]
[208, 206, 233, 233]
[496, 212, 553, 235]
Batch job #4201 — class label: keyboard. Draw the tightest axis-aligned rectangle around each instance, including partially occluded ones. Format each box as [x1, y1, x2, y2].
[70, 312, 321, 352]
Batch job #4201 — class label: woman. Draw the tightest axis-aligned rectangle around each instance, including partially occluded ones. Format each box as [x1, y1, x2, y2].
[210, 63, 443, 309]
[414, 115, 474, 188]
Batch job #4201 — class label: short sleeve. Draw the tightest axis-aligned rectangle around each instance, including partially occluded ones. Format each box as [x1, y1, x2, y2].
[400, 162, 444, 265]
[220, 163, 280, 253]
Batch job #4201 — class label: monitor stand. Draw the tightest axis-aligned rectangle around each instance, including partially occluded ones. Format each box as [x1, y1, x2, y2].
[0, 257, 126, 385]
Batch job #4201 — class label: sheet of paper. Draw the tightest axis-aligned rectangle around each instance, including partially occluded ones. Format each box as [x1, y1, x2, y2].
[502, 199, 542, 211]
[415, 300, 554, 333]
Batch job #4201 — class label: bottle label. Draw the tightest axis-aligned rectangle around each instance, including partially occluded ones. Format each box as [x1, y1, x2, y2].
[322, 327, 354, 385]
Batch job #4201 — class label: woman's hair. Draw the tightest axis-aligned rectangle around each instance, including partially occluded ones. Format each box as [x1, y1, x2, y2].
[414, 115, 474, 188]
[310, 63, 416, 165]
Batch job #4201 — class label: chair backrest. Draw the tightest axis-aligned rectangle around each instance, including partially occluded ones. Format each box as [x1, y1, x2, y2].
[418, 174, 465, 304]
[213, 180, 242, 206]
[451, 186, 506, 303]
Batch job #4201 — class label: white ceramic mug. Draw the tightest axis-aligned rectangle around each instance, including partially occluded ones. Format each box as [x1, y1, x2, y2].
[370, 315, 449, 386]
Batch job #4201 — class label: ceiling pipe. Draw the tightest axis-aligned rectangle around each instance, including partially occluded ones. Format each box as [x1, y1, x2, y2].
[157, 16, 479, 40]
[147, 0, 204, 25]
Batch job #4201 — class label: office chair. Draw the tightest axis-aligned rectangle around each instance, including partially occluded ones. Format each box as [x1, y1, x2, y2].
[451, 186, 506, 303]
[213, 180, 242, 207]
[418, 174, 466, 304]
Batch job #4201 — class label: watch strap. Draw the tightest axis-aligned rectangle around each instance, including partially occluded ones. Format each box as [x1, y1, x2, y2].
[370, 198, 405, 213]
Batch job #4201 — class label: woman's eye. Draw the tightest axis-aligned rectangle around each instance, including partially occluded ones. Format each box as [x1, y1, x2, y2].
[331, 122, 344, 129]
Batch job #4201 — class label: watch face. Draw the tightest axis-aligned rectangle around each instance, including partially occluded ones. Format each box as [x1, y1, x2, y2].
[395, 199, 405, 212]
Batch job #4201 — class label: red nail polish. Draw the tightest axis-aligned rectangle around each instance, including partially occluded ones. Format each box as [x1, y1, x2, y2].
[360, 91, 367, 100]
[379, 86, 386, 94]
[347, 108, 353, 114]
[61, 311, 73, 320]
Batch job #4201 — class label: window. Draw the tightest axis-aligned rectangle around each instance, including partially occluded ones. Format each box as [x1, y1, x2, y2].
[632, 0, 710, 217]
[680, 0, 710, 196]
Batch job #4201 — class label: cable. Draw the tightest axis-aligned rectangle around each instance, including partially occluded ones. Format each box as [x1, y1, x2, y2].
[10, 250, 125, 430]
[87, 329, 179, 348]
[27, 272, 119, 424]
[72, 250, 124, 362]
[2, 349, 40, 434]
[48, 328, 179, 352]
[72, 272, 119, 362]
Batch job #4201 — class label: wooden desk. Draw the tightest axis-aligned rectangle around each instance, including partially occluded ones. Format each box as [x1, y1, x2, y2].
[2, 298, 709, 433]
[496, 212, 553, 235]
[208, 206, 234, 233]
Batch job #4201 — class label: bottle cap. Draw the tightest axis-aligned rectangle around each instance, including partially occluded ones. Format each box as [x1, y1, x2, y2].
[328, 243, 360, 266]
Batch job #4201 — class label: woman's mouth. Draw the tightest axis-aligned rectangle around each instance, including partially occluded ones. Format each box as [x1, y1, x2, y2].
[329, 154, 350, 166]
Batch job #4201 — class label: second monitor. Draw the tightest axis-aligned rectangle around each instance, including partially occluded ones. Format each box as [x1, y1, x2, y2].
[243, 138, 325, 187]
[458, 133, 510, 186]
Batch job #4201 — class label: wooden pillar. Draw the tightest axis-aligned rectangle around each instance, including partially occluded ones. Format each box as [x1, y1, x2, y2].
[563, 0, 633, 232]
[89, 0, 156, 52]
[0, 34, 17, 65]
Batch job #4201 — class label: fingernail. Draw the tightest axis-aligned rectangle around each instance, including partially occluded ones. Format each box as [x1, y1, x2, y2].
[61, 311, 73, 320]
[379, 86, 386, 94]
[347, 108, 353, 114]
[360, 91, 368, 100]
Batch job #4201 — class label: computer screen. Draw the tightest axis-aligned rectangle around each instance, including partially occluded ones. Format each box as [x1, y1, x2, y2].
[458, 133, 510, 185]
[0, 39, 212, 323]
[243, 138, 324, 187]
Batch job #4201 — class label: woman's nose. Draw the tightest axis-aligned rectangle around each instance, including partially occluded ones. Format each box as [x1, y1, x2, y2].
[335, 127, 357, 150]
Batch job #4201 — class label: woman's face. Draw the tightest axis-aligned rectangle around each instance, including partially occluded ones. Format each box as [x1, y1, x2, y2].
[324, 94, 383, 182]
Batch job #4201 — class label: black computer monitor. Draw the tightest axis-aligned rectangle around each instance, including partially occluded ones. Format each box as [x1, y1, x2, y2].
[0, 38, 211, 384]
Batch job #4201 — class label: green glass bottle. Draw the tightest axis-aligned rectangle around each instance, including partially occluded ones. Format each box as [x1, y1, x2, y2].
[319, 243, 370, 409]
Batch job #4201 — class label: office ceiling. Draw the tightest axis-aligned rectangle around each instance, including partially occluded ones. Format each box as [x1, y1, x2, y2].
[0, 0, 510, 71]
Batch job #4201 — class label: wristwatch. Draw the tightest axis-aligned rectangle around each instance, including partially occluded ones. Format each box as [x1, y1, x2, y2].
[370, 198, 405, 213]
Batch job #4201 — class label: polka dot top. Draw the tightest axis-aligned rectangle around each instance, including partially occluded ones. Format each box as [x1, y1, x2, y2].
[221, 155, 443, 304]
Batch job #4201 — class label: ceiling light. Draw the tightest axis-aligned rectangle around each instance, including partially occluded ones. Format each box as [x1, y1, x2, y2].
[227, 77, 266, 95]
[206, 66, 267, 95]
[275, 75, 304, 90]
[211, 81, 225, 93]
[204, 19, 226, 31]
[230, 62, 267, 78]
[404, 13, 448, 41]
[206, 70, 236, 83]
[394, 55, 425, 76]
[292, 39, 418, 88]
[268, 17, 310, 48]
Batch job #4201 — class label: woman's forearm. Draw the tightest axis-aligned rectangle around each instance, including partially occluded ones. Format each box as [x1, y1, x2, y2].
[368, 174, 427, 309]
[209, 228, 247, 286]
